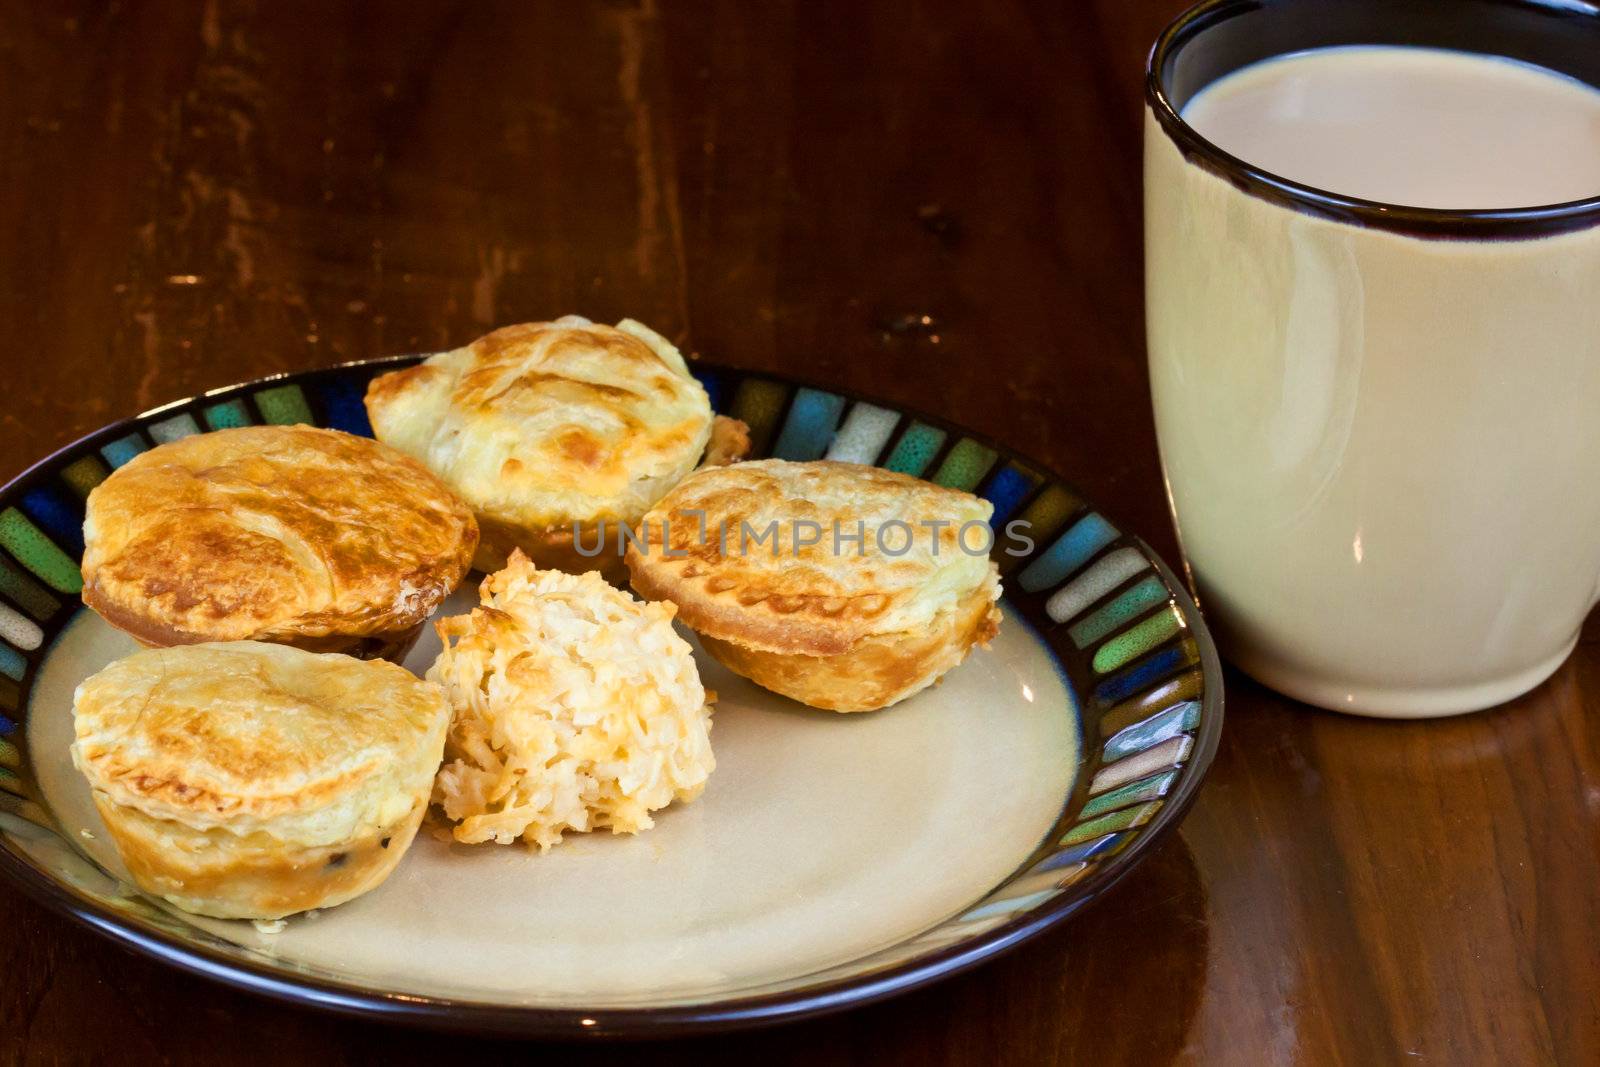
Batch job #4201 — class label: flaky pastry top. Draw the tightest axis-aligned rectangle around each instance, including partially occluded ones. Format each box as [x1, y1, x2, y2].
[81, 425, 478, 645]
[71, 642, 449, 845]
[626, 459, 1001, 655]
[364, 316, 714, 530]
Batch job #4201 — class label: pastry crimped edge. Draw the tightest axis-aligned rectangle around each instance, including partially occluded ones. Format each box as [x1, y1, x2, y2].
[71, 642, 450, 919]
[83, 601, 430, 663]
[624, 459, 1003, 710]
[697, 576, 1003, 712]
[91, 791, 428, 920]
[623, 459, 998, 657]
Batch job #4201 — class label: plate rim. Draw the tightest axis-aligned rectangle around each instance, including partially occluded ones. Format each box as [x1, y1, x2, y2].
[0, 355, 1224, 1037]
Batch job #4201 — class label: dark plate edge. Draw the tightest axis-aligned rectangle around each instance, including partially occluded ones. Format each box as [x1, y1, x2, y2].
[0, 356, 1225, 1039]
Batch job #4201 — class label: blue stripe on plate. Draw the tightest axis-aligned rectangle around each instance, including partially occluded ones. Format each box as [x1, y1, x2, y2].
[1093, 644, 1190, 706]
[1048, 832, 1130, 868]
[100, 433, 147, 469]
[981, 464, 1037, 528]
[772, 388, 847, 461]
[0, 645, 24, 682]
[313, 378, 373, 437]
[692, 367, 731, 414]
[20, 483, 85, 556]
[1016, 512, 1118, 593]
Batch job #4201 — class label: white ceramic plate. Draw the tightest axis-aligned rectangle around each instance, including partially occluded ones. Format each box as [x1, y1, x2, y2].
[0, 359, 1222, 1035]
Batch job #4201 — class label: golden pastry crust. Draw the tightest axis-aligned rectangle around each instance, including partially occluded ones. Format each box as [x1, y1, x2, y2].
[699, 580, 1002, 712]
[91, 790, 427, 921]
[80, 425, 477, 658]
[626, 459, 1000, 655]
[472, 411, 753, 582]
[71, 642, 450, 919]
[364, 316, 746, 574]
[626, 459, 1003, 711]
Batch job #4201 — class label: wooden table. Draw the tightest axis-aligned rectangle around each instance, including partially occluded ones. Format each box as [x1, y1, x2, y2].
[3, 2, 1596, 1063]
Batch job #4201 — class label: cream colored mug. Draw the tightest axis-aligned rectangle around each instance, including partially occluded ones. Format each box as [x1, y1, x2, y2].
[1144, 0, 1600, 717]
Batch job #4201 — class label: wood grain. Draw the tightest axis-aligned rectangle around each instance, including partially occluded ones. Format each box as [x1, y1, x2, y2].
[2, 1, 1597, 1063]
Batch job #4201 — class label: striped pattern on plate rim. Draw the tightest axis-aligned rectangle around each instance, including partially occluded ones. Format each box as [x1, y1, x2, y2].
[704, 375, 1210, 929]
[0, 378, 360, 731]
[0, 359, 1218, 1013]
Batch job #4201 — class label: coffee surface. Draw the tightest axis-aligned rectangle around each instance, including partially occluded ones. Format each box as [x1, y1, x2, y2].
[1181, 46, 1600, 209]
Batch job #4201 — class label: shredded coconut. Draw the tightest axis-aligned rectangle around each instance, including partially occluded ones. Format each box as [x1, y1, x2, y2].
[429, 552, 714, 849]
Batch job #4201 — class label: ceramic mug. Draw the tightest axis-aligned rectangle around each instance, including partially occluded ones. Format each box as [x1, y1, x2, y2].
[1144, 0, 1600, 717]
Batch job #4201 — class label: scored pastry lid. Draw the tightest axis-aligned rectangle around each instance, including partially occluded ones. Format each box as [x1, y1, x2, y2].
[626, 459, 999, 656]
[71, 641, 449, 835]
[80, 424, 478, 646]
[363, 316, 715, 529]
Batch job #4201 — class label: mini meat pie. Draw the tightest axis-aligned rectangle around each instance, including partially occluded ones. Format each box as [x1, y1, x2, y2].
[626, 459, 1002, 712]
[363, 315, 748, 579]
[429, 550, 715, 849]
[80, 425, 478, 662]
[71, 642, 450, 920]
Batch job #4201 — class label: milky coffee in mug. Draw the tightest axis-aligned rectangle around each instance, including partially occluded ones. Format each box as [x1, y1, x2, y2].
[1145, 0, 1600, 716]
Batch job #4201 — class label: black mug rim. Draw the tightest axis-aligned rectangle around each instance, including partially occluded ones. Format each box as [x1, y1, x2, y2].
[1146, 0, 1600, 239]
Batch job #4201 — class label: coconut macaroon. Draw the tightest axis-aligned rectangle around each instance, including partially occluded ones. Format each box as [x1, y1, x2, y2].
[428, 550, 714, 850]
[71, 642, 450, 920]
[626, 459, 1003, 713]
[363, 315, 748, 578]
[80, 425, 478, 663]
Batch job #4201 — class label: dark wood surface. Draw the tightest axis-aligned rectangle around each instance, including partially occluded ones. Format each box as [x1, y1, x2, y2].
[3, 2, 1597, 1063]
